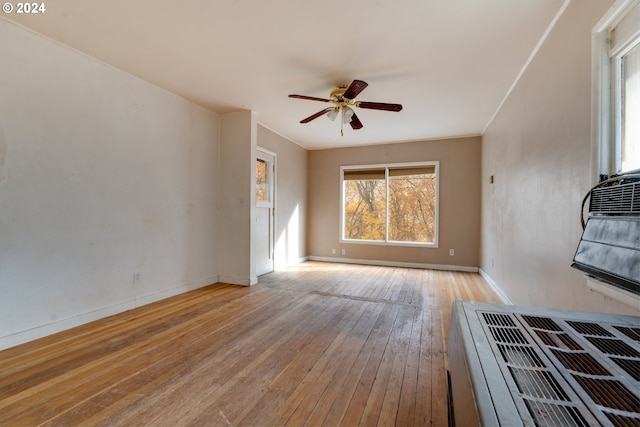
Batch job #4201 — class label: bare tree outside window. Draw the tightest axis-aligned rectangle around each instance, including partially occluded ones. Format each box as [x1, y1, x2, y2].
[342, 164, 438, 244]
[344, 179, 386, 240]
[388, 171, 436, 243]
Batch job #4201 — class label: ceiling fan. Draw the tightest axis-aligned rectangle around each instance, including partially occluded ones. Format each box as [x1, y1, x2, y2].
[288, 80, 403, 135]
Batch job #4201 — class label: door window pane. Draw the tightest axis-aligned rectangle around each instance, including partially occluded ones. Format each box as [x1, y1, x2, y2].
[256, 159, 268, 202]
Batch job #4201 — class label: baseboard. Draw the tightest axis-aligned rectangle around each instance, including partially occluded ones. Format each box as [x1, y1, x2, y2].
[478, 269, 515, 305]
[218, 274, 257, 286]
[308, 256, 479, 273]
[0, 275, 219, 351]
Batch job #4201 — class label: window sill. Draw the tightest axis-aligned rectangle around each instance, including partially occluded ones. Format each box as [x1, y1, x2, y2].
[340, 239, 438, 248]
[585, 275, 640, 310]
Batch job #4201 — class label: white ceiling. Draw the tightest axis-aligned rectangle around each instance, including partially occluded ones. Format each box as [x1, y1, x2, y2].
[5, 0, 565, 149]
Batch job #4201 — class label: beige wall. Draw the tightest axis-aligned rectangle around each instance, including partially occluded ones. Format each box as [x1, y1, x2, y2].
[481, 0, 637, 315]
[308, 137, 481, 269]
[257, 126, 308, 268]
[0, 19, 221, 349]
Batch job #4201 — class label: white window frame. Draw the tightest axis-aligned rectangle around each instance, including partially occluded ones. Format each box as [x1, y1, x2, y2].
[340, 161, 439, 248]
[592, 0, 640, 179]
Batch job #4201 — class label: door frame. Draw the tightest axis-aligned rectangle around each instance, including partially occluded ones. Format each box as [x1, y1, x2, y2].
[256, 147, 276, 275]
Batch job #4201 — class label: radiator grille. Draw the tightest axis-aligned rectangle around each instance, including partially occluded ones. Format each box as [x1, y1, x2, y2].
[590, 182, 640, 214]
[479, 311, 640, 426]
[614, 326, 640, 342]
[523, 400, 590, 427]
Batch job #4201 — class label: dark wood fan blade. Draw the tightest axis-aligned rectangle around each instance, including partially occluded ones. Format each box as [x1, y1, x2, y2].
[289, 94, 332, 103]
[300, 108, 333, 123]
[343, 80, 368, 99]
[350, 113, 364, 130]
[357, 101, 403, 112]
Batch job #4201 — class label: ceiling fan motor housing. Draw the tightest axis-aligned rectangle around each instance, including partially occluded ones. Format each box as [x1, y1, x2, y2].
[330, 85, 349, 102]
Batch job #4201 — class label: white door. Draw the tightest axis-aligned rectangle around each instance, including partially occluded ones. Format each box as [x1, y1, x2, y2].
[255, 149, 275, 276]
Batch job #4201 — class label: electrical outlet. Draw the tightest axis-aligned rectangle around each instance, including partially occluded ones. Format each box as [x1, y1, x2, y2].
[341, 249, 346, 255]
[133, 272, 141, 284]
[449, 249, 455, 256]
[332, 248, 336, 255]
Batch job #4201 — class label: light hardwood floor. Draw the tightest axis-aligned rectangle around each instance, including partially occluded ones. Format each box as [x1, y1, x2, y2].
[0, 262, 502, 426]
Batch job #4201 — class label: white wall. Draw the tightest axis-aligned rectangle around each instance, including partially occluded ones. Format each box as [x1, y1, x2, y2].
[257, 125, 308, 268]
[218, 111, 257, 285]
[480, 0, 638, 315]
[0, 19, 221, 349]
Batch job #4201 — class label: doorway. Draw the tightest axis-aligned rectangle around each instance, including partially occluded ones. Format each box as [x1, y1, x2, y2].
[255, 148, 275, 276]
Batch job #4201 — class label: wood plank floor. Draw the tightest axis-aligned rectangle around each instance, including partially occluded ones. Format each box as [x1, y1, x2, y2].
[0, 262, 503, 426]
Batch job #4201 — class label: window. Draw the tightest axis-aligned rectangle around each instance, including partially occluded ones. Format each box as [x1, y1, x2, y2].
[620, 41, 639, 172]
[593, 0, 640, 177]
[341, 162, 439, 246]
[256, 158, 268, 202]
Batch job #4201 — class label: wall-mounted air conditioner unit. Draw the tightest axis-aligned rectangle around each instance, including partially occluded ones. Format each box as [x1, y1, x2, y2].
[448, 301, 640, 426]
[572, 179, 640, 295]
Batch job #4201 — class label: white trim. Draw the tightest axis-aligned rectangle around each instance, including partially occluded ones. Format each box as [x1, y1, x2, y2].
[0, 275, 219, 351]
[256, 147, 276, 275]
[483, 0, 571, 134]
[218, 274, 257, 286]
[308, 256, 478, 273]
[594, 0, 638, 32]
[479, 269, 515, 305]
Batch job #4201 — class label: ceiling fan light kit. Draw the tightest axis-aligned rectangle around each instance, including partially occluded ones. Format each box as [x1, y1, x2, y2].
[289, 80, 402, 135]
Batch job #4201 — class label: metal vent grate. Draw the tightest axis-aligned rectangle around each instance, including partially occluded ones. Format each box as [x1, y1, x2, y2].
[498, 344, 545, 367]
[605, 411, 640, 427]
[586, 337, 640, 358]
[483, 312, 517, 327]
[509, 367, 569, 400]
[573, 377, 640, 413]
[535, 330, 583, 351]
[611, 358, 640, 381]
[488, 325, 529, 344]
[475, 309, 640, 426]
[614, 326, 640, 342]
[551, 349, 611, 376]
[567, 321, 614, 337]
[522, 315, 563, 331]
[523, 400, 590, 427]
[589, 181, 640, 214]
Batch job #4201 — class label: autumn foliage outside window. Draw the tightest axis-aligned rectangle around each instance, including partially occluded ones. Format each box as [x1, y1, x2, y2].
[342, 163, 438, 245]
[256, 159, 267, 202]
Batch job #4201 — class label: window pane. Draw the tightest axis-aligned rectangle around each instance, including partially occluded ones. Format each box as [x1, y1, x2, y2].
[621, 42, 640, 172]
[256, 159, 267, 202]
[343, 178, 386, 240]
[388, 171, 436, 243]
